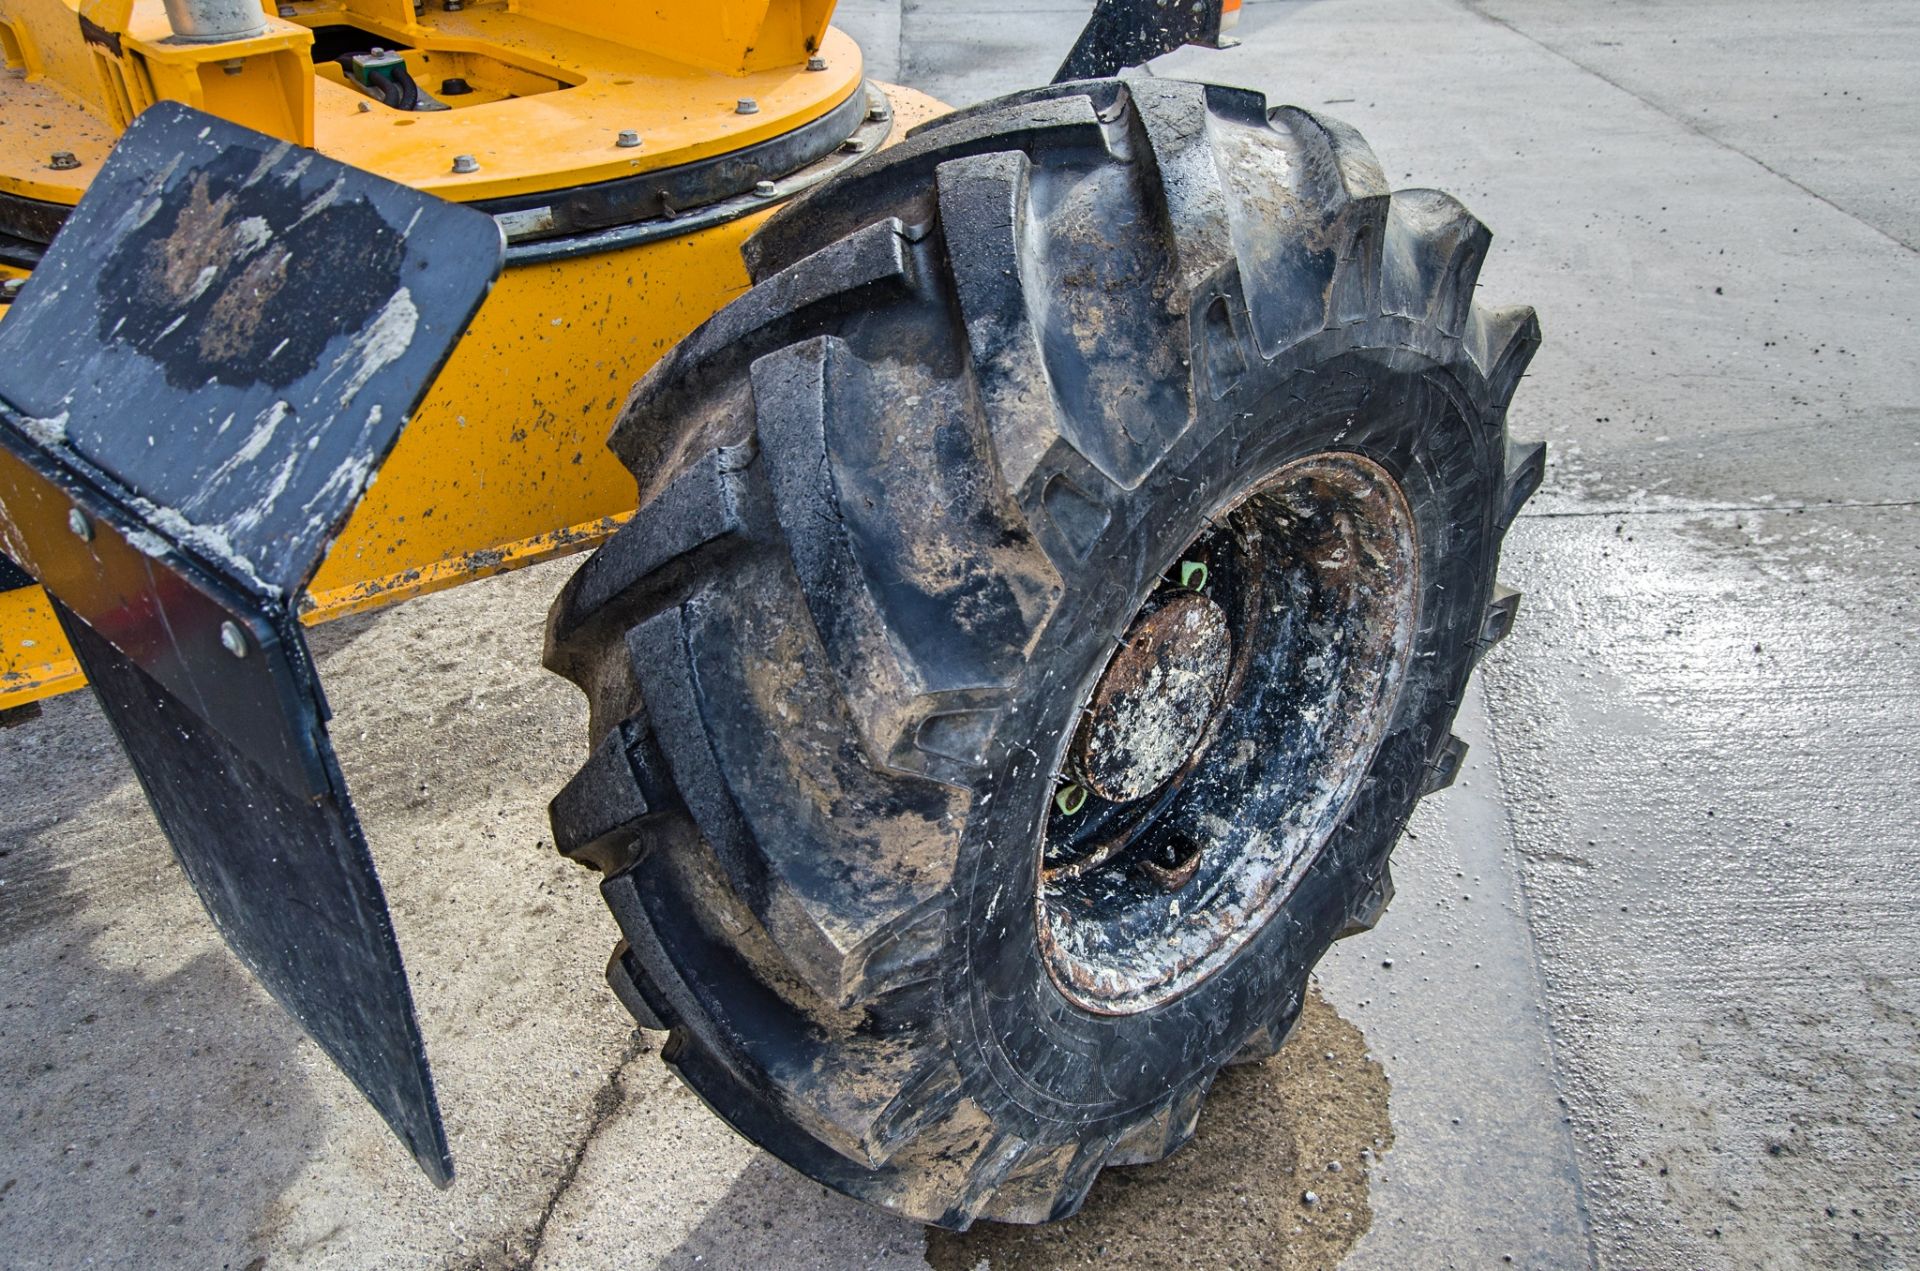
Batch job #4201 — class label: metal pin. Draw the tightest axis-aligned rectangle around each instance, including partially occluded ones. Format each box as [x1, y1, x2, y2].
[220, 621, 249, 658]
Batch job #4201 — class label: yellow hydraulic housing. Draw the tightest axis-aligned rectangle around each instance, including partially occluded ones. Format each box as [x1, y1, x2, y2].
[0, 0, 944, 710]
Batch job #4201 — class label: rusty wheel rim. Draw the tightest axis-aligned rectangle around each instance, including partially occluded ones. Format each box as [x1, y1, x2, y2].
[1036, 453, 1420, 1014]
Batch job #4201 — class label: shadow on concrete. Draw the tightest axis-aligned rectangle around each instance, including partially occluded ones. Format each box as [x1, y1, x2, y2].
[655, 987, 1390, 1271]
[0, 839, 321, 1268]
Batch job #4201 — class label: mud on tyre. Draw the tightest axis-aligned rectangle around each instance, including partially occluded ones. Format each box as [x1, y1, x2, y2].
[544, 76, 1544, 1227]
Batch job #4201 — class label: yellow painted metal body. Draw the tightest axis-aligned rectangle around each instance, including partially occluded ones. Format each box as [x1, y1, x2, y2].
[1, 1, 863, 196]
[0, 55, 948, 708]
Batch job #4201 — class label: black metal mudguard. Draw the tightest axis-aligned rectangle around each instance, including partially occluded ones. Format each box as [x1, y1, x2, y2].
[1054, 0, 1232, 83]
[0, 103, 503, 1183]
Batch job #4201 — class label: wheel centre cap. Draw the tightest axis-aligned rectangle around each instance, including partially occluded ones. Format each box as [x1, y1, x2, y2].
[1070, 591, 1233, 804]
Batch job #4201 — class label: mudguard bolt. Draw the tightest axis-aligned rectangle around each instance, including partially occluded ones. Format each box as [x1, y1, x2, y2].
[67, 509, 91, 542]
[806, 55, 827, 71]
[49, 152, 81, 171]
[451, 154, 479, 174]
[220, 621, 249, 658]
[616, 130, 642, 148]
[753, 180, 778, 198]
[736, 97, 759, 115]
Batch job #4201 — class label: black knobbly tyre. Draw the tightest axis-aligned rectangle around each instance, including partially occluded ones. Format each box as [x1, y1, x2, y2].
[544, 76, 1543, 1228]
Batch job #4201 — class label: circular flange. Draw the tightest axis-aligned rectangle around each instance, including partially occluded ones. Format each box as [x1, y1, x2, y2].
[1070, 591, 1232, 804]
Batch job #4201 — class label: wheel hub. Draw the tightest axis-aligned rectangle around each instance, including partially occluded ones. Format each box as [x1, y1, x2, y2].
[1069, 592, 1232, 804]
[1036, 452, 1422, 1014]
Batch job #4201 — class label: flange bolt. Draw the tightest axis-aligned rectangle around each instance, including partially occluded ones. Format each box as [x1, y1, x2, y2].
[616, 130, 642, 148]
[49, 152, 81, 171]
[753, 180, 778, 198]
[451, 154, 479, 174]
[736, 97, 760, 115]
[806, 55, 827, 71]
[220, 621, 249, 658]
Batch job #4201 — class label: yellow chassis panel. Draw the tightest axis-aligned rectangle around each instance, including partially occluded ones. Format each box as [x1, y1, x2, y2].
[0, 582, 82, 707]
[0, 83, 948, 708]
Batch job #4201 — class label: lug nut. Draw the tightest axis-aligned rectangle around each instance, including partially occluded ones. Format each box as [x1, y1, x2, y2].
[451, 154, 479, 174]
[753, 180, 778, 198]
[806, 55, 827, 71]
[49, 152, 80, 171]
[736, 97, 759, 115]
[220, 621, 249, 658]
[67, 508, 91, 541]
[616, 130, 642, 148]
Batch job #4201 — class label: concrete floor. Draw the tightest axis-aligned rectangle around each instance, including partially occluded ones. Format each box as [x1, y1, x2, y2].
[3, 1, 1917, 1267]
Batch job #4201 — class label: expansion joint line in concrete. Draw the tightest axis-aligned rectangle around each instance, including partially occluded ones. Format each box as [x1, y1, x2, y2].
[1470, 680, 1604, 1269]
[1521, 498, 1920, 520]
[1456, 0, 1919, 257]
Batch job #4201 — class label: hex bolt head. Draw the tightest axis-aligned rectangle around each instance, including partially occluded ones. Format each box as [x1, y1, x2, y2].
[753, 180, 778, 198]
[278, 5, 296, 16]
[616, 130, 642, 148]
[49, 152, 80, 171]
[736, 97, 759, 115]
[806, 55, 827, 71]
[842, 137, 869, 154]
[1, 278, 23, 301]
[220, 621, 249, 658]
[443, 0, 463, 10]
[868, 104, 891, 123]
[451, 154, 479, 174]
[67, 508, 92, 542]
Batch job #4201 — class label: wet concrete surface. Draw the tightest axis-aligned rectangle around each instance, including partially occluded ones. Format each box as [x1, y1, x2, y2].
[3, 1, 1918, 1267]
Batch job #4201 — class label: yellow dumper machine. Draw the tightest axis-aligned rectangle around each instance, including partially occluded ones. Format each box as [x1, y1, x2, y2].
[0, 0, 1543, 1227]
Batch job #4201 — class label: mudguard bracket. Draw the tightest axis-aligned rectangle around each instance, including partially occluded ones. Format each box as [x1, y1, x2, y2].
[0, 102, 503, 1184]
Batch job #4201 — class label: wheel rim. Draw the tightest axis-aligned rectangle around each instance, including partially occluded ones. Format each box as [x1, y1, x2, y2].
[1036, 452, 1421, 1014]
